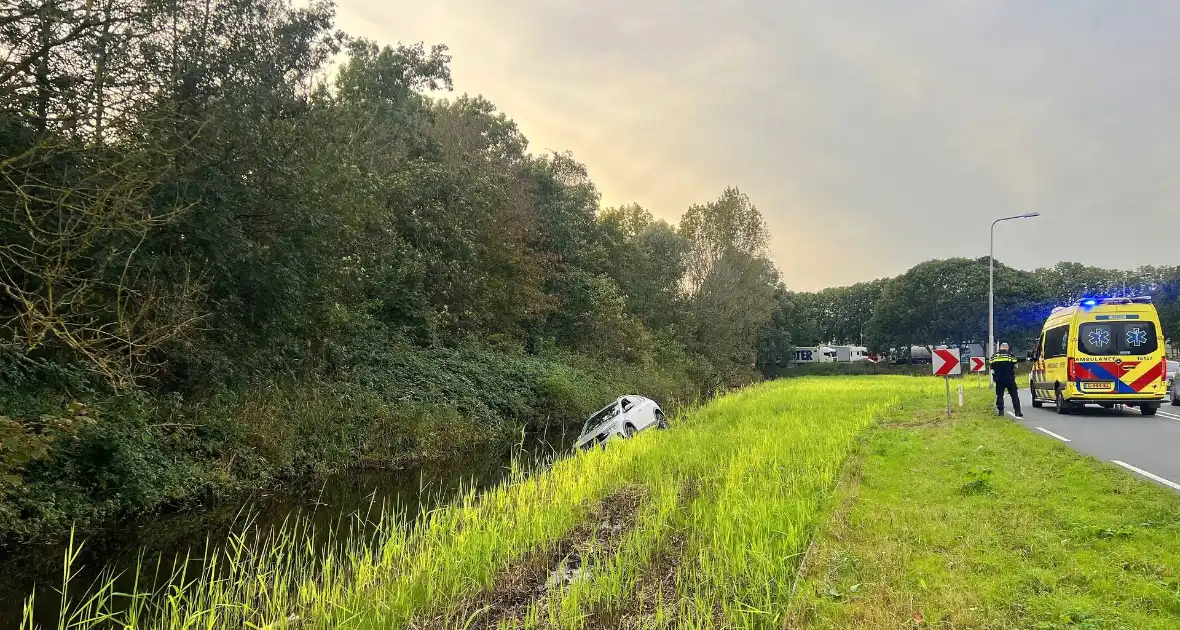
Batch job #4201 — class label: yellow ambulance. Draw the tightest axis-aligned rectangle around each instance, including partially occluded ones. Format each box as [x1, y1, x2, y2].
[1029, 296, 1168, 415]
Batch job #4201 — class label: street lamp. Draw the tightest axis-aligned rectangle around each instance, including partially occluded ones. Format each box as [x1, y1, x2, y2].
[989, 213, 1041, 361]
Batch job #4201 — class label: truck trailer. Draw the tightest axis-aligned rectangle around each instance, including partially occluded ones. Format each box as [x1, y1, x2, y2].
[790, 346, 837, 363]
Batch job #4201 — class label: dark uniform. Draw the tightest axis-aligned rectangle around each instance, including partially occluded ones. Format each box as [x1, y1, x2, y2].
[992, 351, 1021, 416]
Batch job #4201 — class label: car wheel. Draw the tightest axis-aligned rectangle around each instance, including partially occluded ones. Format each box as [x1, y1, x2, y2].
[624, 423, 637, 438]
[1030, 381, 1043, 408]
[1171, 387, 1179, 406]
[1055, 388, 1071, 415]
[1141, 405, 1158, 417]
[655, 411, 668, 430]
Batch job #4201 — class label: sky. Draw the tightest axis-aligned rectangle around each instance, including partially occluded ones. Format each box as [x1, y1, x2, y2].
[333, 0, 1180, 291]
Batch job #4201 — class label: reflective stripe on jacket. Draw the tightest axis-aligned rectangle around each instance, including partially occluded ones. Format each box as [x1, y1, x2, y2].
[991, 352, 1017, 382]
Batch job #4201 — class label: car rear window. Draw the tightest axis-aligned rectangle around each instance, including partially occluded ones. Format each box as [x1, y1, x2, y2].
[1078, 321, 1158, 356]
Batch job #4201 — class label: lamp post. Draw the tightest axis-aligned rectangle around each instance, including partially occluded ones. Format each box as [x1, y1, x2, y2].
[989, 213, 1041, 361]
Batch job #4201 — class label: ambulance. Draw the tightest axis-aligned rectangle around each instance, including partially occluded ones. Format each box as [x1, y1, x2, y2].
[1029, 296, 1168, 415]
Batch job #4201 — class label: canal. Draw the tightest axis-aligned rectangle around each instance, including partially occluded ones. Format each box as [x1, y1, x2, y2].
[0, 428, 576, 629]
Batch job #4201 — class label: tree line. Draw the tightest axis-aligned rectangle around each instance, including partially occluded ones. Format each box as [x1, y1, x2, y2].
[773, 259, 1180, 359]
[0, 0, 781, 540]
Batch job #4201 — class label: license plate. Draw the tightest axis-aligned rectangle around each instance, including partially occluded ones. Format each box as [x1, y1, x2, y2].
[1081, 381, 1115, 391]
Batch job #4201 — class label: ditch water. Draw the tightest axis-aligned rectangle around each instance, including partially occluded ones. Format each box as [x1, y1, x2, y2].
[0, 427, 578, 630]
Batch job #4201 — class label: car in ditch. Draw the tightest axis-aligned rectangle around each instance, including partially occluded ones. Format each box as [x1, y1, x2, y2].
[575, 395, 667, 451]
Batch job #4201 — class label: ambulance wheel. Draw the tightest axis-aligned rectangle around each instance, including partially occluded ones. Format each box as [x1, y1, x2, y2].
[1141, 405, 1158, 417]
[1055, 389, 1072, 415]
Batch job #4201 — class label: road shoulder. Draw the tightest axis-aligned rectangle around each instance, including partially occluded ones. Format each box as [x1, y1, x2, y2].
[1013, 388, 1180, 489]
[787, 396, 1180, 629]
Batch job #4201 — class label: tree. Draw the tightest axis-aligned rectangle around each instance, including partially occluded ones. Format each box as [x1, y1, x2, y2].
[779, 290, 821, 349]
[794, 280, 888, 346]
[756, 285, 795, 368]
[1, 0, 790, 544]
[1032, 263, 1179, 345]
[678, 189, 777, 385]
[598, 204, 689, 332]
[679, 187, 769, 295]
[1034, 262, 1126, 303]
[690, 250, 778, 385]
[0, 123, 205, 387]
[863, 258, 1047, 354]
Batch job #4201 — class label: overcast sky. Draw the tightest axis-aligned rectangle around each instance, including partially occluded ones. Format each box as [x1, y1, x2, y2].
[334, 0, 1180, 291]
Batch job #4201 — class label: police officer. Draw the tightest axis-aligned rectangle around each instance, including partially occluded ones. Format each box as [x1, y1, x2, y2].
[992, 342, 1022, 418]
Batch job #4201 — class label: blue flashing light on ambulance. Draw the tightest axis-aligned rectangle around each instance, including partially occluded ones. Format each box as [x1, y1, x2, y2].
[1029, 295, 1168, 415]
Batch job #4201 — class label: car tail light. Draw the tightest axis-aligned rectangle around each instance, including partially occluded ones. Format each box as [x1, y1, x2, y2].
[1067, 358, 1077, 381]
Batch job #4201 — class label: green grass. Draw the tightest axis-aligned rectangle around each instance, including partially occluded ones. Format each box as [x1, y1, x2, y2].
[33, 376, 1179, 629]
[788, 390, 1180, 629]
[21, 376, 941, 630]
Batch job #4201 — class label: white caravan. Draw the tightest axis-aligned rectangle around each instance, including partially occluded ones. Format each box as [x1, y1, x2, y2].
[832, 346, 871, 362]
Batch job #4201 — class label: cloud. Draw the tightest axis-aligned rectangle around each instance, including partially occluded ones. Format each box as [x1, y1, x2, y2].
[334, 0, 1180, 290]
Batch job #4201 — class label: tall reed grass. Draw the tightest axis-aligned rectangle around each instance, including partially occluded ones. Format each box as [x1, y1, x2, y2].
[20, 376, 940, 629]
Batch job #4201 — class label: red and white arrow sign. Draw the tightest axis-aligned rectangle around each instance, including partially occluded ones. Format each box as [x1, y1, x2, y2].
[969, 356, 986, 373]
[932, 348, 962, 376]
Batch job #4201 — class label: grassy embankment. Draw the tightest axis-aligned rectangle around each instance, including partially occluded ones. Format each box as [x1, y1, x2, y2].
[28, 375, 1177, 629]
[21, 376, 940, 629]
[789, 389, 1180, 629]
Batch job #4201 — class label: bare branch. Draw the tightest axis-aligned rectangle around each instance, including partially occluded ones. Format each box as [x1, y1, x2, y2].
[0, 11, 124, 86]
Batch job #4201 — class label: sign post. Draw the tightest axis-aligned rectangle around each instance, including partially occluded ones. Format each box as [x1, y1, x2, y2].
[933, 348, 963, 417]
[969, 356, 986, 388]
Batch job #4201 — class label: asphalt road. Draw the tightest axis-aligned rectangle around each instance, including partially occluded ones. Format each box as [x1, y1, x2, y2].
[999, 388, 1180, 491]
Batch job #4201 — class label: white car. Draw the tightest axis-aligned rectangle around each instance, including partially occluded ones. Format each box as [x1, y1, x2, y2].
[575, 395, 667, 450]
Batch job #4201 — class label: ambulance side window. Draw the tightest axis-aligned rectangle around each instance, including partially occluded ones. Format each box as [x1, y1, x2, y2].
[1043, 326, 1069, 359]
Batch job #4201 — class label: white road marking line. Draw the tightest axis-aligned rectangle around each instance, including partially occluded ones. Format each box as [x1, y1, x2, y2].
[1157, 410, 1180, 421]
[1111, 460, 1180, 492]
[1034, 427, 1071, 442]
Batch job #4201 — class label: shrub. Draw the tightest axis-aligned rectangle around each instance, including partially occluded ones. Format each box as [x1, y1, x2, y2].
[0, 342, 715, 543]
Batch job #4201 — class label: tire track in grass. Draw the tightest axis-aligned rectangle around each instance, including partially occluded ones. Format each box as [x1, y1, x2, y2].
[417, 487, 649, 629]
[569, 478, 698, 630]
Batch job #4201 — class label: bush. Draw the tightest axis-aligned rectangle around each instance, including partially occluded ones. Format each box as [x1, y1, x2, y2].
[0, 341, 712, 543]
